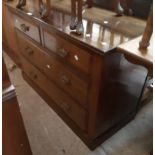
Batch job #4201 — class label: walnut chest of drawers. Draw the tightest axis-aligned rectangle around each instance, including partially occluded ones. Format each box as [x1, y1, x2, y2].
[3, 1, 148, 150]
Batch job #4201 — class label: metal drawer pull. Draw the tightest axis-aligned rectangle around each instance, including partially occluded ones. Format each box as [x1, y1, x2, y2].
[61, 75, 70, 85]
[57, 48, 69, 58]
[60, 102, 71, 111]
[29, 71, 37, 79]
[20, 23, 30, 32]
[25, 47, 34, 55]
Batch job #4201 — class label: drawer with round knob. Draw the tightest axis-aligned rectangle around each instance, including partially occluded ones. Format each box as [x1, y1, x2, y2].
[13, 15, 41, 43]
[43, 30, 92, 74]
[17, 30, 89, 108]
[22, 57, 87, 130]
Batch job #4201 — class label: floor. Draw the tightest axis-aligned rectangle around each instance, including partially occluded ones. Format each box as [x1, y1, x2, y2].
[4, 52, 153, 155]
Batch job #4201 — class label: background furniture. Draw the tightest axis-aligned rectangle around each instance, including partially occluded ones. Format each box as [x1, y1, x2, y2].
[2, 57, 32, 155]
[91, 0, 152, 19]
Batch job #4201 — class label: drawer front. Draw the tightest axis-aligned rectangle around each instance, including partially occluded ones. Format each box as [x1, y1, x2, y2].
[22, 58, 87, 130]
[17, 31, 89, 107]
[43, 30, 92, 74]
[14, 15, 40, 43]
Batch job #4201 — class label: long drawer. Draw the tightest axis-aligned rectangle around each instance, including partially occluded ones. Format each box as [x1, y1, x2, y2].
[13, 15, 41, 43]
[21, 57, 87, 130]
[43, 30, 92, 74]
[17, 31, 89, 108]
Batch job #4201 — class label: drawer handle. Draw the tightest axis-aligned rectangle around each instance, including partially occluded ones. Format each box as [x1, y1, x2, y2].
[25, 47, 34, 55]
[20, 24, 30, 32]
[60, 102, 71, 111]
[61, 75, 70, 85]
[29, 72, 37, 79]
[57, 48, 69, 58]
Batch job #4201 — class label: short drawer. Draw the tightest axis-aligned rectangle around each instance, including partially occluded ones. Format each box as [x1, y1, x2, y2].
[13, 15, 40, 43]
[43, 30, 92, 74]
[17, 31, 89, 108]
[22, 57, 87, 130]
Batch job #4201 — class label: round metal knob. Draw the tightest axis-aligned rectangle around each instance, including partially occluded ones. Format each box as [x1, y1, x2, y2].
[57, 48, 69, 58]
[60, 102, 71, 111]
[25, 47, 34, 55]
[20, 24, 30, 32]
[29, 72, 37, 79]
[60, 75, 70, 85]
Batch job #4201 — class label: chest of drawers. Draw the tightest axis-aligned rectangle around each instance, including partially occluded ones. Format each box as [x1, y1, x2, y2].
[17, 30, 89, 108]
[3, 0, 148, 150]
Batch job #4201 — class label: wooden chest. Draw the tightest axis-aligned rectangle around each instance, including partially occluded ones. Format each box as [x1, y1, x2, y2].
[3, 1, 148, 149]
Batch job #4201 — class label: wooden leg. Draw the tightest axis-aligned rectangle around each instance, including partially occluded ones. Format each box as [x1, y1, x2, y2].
[115, 0, 133, 16]
[70, 0, 84, 34]
[16, 0, 26, 9]
[115, 0, 124, 16]
[39, 0, 50, 18]
[139, 6, 153, 49]
[70, 0, 77, 30]
[76, 0, 84, 34]
[71, 0, 76, 17]
[87, 0, 92, 8]
[122, 0, 133, 15]
[77, 0, 82, 22]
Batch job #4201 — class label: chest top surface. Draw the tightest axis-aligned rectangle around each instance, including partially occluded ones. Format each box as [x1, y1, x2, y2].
[6, 0, 146, 55]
